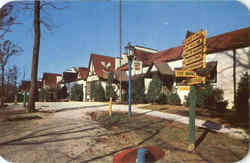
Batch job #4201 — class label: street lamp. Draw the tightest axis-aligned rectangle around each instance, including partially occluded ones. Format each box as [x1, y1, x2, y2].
[125, 42, 135, 118]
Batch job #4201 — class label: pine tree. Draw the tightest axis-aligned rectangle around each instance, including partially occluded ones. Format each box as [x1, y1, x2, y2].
[147, 75, 162, 103]
[131, 78, 145, 104]
[105, 72, 117, 100]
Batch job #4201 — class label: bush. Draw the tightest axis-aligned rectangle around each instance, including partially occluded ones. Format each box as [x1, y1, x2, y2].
[131, 78, 145, 104]
[146, 75, 162, 103]
[105, 72, 118, 101]
[90, 82, 106, 102]
[185, 83, 227, 110]
[71, 84, 83, 101]
[235, 72, 249, 121]
[167, 92, 181, 105]
[156, 93, 167, 104]
[39, 88, 49, 102]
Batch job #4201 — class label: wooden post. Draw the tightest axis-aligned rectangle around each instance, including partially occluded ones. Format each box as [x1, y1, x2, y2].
[188, 86, 197, 151]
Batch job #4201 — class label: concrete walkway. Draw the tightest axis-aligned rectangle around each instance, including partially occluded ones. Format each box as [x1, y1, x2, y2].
[34, 102, 249, 140]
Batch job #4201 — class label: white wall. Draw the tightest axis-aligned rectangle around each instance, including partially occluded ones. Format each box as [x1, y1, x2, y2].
[167, 47, 249, 109]
[144, 78, 152, 94]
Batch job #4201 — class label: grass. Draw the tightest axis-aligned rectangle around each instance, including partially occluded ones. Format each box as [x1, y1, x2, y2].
[139, 104, 249, 131]
[96, 111, 248, 163]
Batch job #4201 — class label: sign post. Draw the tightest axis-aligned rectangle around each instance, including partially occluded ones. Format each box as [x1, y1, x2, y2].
[175, 30, 207, 151]
[188, 86, 197, 151]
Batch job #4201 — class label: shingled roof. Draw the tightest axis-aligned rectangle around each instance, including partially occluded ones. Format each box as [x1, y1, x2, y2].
[42, 73, 61, 87]
[89, 53, 115, 79]
[19, 80, 42, 91]
[148, 26, 249, 63]
[78, 67, 88, 80]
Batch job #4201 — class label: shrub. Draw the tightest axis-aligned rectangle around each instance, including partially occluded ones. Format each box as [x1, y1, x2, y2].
[131, 78, 145, 104]
[58, 85, 68, 99]
[167, 92, 181, 105]
[186, 83, 227, 110]
[105, 72, 118, 101]
[90, 82, 106, 102]
[235, 72, 249, 121]
[39, 88, 49, 102]
[71, 84, 83, 101]
[146, 75, 162, 103]
[156, 93, 167, 104]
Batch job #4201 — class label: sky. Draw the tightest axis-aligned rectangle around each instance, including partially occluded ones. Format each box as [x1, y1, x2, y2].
[1, 0, 249, 84]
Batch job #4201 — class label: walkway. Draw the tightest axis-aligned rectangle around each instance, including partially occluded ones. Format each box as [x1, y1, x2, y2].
[35, 102, 249, 140]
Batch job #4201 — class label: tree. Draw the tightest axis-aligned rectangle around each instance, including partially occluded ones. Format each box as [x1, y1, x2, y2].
[23, 1, 66, 112]
[71, 84, 83, 101]
[131, 78, 145, 104]
[105, 72, 117, 100]
[6, 65, 18, 103]
[0, 40, 21, 107]
[146, 75, 162, 103]
[235, 72, 249, 121]
[27, 0, 40, 112]
[0, 3, 16, 38]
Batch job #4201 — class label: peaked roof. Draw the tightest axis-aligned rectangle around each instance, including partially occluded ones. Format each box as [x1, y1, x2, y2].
[78, 67, 88, 80]
[19, 80, 42, 91]
[148, 26, 249, 63]
[89, 53, 115, 79]
[62, 71, 77, 83]
[42, 73, 61, 87]
[153, 61, 174, 75]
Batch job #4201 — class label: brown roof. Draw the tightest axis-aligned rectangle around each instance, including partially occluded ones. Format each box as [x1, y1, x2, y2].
[19, 80, 42, 91]
[148, 26, 249, 63]
[153, 61, 174, 75]
[118, 63, 128, 71]
[134, 49, 155, 66]
[42, 73, 61, 87]
[78, 67, 88, 80]
[89, 53, 115, 79]
[62, 72, 78, 83]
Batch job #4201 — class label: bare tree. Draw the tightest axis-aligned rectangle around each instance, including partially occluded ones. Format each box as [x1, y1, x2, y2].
[27, 0, 40, 112]
[21, 1, 66, 112]
[6, 65, 18, 104]
[0, 3, 18, 39]
[0, 40, 21, 107]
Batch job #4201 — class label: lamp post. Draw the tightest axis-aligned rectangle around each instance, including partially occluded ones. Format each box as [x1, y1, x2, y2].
[125, 42, 135, 118]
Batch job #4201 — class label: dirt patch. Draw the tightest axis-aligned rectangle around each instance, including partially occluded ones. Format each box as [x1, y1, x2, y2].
[96, 111, 248, 163]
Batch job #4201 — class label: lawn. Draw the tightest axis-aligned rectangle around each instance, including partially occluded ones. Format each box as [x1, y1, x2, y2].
[139, 104, 249, 131]
[96, 111, 248, 163]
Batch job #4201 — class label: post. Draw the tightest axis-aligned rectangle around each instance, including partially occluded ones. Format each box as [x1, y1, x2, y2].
[137, 148, 147, 163]
[188, 86, 197, 151]
[23, 91, 27, 107]
[109, 97, 112, 117]
[128, 57, 132, 118]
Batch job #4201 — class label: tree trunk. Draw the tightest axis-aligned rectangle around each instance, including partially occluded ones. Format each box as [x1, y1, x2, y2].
[1, 66, 4, 107]
[28, 0, 40, 112]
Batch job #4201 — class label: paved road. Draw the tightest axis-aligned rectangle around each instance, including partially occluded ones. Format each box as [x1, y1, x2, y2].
[33, 102, 249, 140]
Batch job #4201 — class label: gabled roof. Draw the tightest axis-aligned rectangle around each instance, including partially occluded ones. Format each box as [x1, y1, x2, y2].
[153, 61, 174, 75]
[148, 26, 249, 63]
[78, 67, 88, 80]
[62, 72, 77, 83]
[42, 73, 61, 87]
[89, 53, 115, 79]
[19, 80, 42, 91]
[134, 49, 155, 66]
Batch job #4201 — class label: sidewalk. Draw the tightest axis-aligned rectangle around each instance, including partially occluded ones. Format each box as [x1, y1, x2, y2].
[36, 102, 249, 140]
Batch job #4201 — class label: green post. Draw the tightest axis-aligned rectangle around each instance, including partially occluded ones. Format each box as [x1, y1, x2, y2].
[23, 91, 27, 107]
[188, 86, 197, 151]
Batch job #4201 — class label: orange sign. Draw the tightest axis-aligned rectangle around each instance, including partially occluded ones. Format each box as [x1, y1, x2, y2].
[175, 70, 198, 77]
[187, 76, 206, 85]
